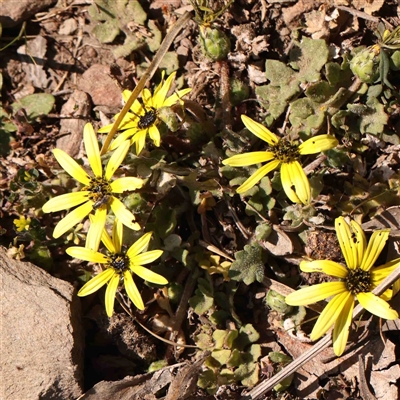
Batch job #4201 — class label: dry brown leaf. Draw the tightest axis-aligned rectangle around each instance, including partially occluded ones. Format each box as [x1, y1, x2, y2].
[351, 0, 385, 15]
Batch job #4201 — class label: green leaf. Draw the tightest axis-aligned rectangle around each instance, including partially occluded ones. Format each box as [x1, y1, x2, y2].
[390, 50, 400, 70]
[158, 51, 179, 75]
[211, 349, 231, 365]
[290, 37, 329, 82]
[325, 62, 342, 86]
[229, 245, 265, 285]
[195, 333, 214, 350]
[360, 98, 388, 135]
[197, 369, 217, 392]
[12, 93, 55, 120]
[92, 19, 120, 43]
[213, 329, 228, 348]
[189, 276, 214, 315]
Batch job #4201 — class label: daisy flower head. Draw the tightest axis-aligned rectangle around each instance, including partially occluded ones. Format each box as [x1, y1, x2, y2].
[285, 217, 400, 356]
[67, 219, 167, 317]
[42, 123, 144, 251]
[98, 71, 191, 155]
[222, 115, 338, 205]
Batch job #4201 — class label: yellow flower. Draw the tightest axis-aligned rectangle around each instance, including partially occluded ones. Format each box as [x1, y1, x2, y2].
[14, 215, 31, 232]
[98, 71, 191, 155]
[67, 219, 167, 317]
[222, 115, 338, 204]
[42, 123, 144, 251]
[285, 217, 400, 356]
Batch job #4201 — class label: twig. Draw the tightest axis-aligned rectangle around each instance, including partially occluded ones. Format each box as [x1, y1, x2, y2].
[336, 6, 380, 23]
[100, 11, 192, 155]
[115, 293, 197, 349]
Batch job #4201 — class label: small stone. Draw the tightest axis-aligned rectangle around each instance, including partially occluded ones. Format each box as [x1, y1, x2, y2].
[59, 18, 78, 35]
[77, 64, 123, 110]
[0, 0, 57, 28]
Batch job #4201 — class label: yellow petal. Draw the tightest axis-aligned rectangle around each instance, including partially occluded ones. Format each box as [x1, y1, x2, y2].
[110, 197, 140, 231]
[127, 232, 153, 259]
[298, 134, 338, 155]
[360, 229, 390, 271]
[280, 161, 310, 204]
[332, 293, 354, 356]
[356, 292, 398, 320]
[100, 225, 116, 253]
[153, 72, 176, 108]
[78, 268, 115, 297]
[110, 177, 144, 193]
[52, 149, 90, 185]
[236, 159, 281, 194]
[350, 220, 366, 267]
[105, 140, 130, 180]
[222, 151, 275, 167]
[285, 281, 347, 306]
[371, 258, 400, 283]
[83, 123, 102, 178]
[86, 207, 107, 251]
[66, 246, 108, 263]
[335, 217, 356, 270]
[131, 250, 163, 266]
[148, 125, 161, 147]
[105, 273, 120, 317]
[42, 191, 89, 213]
[310, 291, 352, 341]
[131, 129, 147, 155]
[241, 115, 279, 145]
[300, 260, 348, 278]
[111, 218, 123, 254]
[130, 264, 168, 285]
[123, 270, 145, 310]
[53, 201, 93, 238]
[109, 128, 137, 151]
[97, 123, 113, 133]
[163, 88, 192, 107]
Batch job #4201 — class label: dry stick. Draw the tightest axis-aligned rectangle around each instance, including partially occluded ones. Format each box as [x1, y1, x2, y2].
[242, 264, 400, 399]
[100, 11, 192, 155]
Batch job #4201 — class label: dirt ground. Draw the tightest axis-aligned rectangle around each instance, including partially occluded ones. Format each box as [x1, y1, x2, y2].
[1, 0, 400, 399]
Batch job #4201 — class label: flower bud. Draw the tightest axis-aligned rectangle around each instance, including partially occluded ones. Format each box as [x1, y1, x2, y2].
[350, 45, 380, 83]
[199, 25, 230, 61]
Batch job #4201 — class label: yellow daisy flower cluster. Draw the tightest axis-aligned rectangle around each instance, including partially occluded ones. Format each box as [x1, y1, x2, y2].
[223, 115, 338, 204]
[41, 72, 191, 316]
[40, 68, 399, 357]
[98, 71, 192, 155]
[286, 217, 400, 356]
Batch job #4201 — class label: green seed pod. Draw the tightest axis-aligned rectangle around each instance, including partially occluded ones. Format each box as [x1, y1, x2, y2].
[350, 45, 380, 83]
[265, 290, 293, 315]
[199, 25, 230, 61]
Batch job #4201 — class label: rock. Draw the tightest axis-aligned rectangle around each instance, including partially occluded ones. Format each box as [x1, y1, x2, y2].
[77, 64, 122, 111]
[0, 247, 84, 399]
[17, 35, 49, 90]
[0, 0, 57, 28]
[57, 90, 91, 158]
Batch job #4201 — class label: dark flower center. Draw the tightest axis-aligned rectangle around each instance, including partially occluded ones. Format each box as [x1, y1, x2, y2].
[270, 140, 300, 163]
[138, 109, 157, 129]
[85, 177, 112, 210]
[109, 253, 130, 272]
[345, 268, 371, 294]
